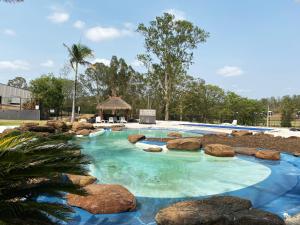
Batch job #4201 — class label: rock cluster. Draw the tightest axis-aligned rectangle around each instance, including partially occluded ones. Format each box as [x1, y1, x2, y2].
[155, 196, 285, 225]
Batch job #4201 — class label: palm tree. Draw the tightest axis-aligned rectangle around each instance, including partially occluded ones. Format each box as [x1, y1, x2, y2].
[64, 43, 93, 123]
[0, 131, 90, 225]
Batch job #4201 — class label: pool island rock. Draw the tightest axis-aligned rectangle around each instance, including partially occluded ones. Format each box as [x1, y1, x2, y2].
[204, 144, 235, 157]
[67, 184, 136, 214]
[166, 138, 201, 151]
[128, 134, 146, 143]
[155, 196, 285, 225]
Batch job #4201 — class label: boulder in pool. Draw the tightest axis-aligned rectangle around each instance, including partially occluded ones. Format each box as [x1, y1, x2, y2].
[76, 129, 91, 136]
[128, 134, 146, 143]
[143, 147, 163, 152]
[255, 150, 281, 160]
[66, 174, 97, 187]
[67, 184, 136, 214]
[205, 144, 235, 157]
[72, 122, 94, 131]
[234, 147, 258, 156]
[232, 130, 253, 137]
[167, 132, 183, 138]
[166, 138, 201, 151]
[155, 196, 284, 225]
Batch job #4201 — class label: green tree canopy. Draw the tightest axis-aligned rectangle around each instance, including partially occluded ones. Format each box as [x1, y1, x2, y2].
[137, 13, 209, 120]
[7, 76, 28, 89]
[30, 75, 64, 117]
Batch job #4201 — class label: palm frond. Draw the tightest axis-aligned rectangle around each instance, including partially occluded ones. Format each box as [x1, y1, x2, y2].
[0, 133, 91, 224]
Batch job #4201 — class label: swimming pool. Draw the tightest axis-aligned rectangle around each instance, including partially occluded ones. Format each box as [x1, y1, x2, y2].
[68, 129, 300, 225]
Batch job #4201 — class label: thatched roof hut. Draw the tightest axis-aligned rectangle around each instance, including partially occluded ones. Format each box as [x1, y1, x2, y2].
[96, 96, 132, 113]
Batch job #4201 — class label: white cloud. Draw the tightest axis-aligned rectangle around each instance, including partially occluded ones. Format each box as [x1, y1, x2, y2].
[164, 9, 186, 20]
[217, 66, 244, 77]
[73, 20, 85, 29]
[0, 60, 30, 70]
[92, 58, 110, 66]
[85, 25, 133, 42]
[40, 60, 54, 67]
[131, 59, 143, 68]
[47, 10, 70, 23]
[3, 29, 16, 36]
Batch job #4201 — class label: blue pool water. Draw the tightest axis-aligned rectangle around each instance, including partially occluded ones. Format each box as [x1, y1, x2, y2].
[180, 123, 274, 132]
[65, 129, 300, 225]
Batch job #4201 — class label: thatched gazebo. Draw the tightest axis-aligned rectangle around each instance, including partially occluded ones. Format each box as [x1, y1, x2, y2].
[96, 96, 132, 119]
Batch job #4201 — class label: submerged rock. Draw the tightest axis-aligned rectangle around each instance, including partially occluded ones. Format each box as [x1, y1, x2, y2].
[143, 147, 163, 152]
[155, 196, 284, 225]
[255, 150, 281, 161]
[67, 184, 136, 214]
[128, 134, 146, 143]
[166, 138, 201, 151]
[167, 132, 183, 138]
[205, 144, 235, 157]
[66, 174, 97, 187]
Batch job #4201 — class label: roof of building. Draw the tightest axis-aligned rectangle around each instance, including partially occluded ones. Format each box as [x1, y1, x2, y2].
[96, 96, 132, 110]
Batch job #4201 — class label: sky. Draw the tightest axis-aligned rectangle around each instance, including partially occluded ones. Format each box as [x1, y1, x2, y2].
[0, 0, 299, 99]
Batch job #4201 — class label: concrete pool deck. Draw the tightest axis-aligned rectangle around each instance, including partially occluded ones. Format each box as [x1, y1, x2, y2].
[124, 120, 300, 138]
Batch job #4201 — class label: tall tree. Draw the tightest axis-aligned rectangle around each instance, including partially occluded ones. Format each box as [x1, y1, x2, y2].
[64, 43, 93, 122]
[30, 75, 64, 118]
[137, 13, 209, 120]
[7, 76, 28, 89]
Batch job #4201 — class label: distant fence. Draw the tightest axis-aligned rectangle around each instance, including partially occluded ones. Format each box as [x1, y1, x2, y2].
[0, 109, 40, 120]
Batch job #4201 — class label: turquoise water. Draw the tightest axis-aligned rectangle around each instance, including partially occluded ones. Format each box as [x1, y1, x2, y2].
[75, 129, 271, 198]
[64, 129, 300, 224]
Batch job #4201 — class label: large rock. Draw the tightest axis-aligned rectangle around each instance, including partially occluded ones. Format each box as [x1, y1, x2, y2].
[255, 150, 281, 160]
[155, 196, 285, 225]
[155, 196, 252, 225]
[167, 138, 201, 151]
[72, 122, 94, 131]
[233, 208, 285, 225]
[66, 174, 97, 187]
[128, 134, 146, 143]
[144, 147, 163, 153]
[205, 144, 235, 157]
[167, 132, 183, 138]
[234, 147, 258, 156]
[232, 130, 253, 137]
[76, 129, 91, 136]
[46, 120, 68, 131]
[67, 184, 136, 214]
[28, 125, 55, 133]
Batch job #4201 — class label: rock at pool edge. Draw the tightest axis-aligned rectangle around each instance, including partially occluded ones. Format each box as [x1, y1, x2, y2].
[166, 138, 201, 151]
[205, 144, 235, 157]
[67, 184, 136, 214]
[128, 134, 146, 143]
[155, 196, 285, 225]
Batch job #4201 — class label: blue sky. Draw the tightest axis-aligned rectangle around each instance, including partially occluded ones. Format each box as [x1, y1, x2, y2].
[0, 0, 299, 99]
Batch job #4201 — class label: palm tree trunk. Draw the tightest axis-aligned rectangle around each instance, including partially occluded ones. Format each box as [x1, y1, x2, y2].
[71, 63, 78, 123]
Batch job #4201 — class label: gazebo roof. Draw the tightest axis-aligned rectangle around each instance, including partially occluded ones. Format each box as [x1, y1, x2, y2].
[96, 96, 132, 110]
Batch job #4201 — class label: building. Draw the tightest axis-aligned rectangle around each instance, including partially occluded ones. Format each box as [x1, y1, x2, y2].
[0, 83, 40, 120]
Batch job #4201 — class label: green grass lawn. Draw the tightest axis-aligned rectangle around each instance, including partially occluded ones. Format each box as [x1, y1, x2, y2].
[0, 120, 46, 126]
